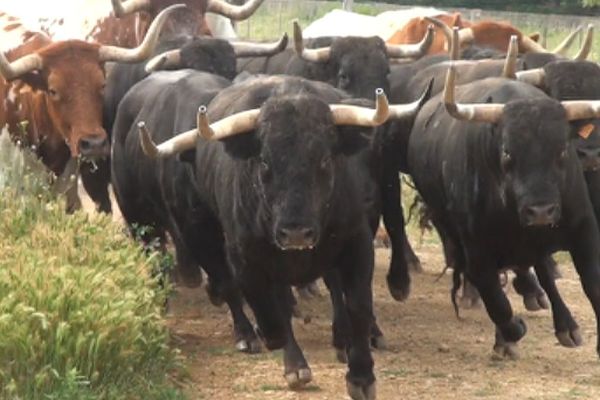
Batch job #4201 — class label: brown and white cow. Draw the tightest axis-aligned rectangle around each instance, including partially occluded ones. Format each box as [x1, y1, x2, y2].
[88, 0, 265, 47]
[388, 13, 578, 56]
[0, 4, 182, 210]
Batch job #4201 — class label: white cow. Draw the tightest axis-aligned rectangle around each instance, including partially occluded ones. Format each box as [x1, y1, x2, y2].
[303, 7, 447, 40]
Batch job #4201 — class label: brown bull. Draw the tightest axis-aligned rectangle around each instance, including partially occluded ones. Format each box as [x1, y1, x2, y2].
[89, 0, 265, 47]
[0, 5, 182, 210]
[387, 13, 575, 55]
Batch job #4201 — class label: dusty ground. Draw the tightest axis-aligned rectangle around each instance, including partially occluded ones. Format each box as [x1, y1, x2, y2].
[80, 185, 600, 399]
[166, 231, 600, 400]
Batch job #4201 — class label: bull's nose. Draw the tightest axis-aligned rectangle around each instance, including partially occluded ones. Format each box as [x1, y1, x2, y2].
[79, 135, 109, 157]
[275, 227, 316, 251]
[522, 203, 560, 227]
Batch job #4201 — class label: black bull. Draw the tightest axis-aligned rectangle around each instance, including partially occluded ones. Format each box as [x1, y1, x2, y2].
[112, 74, 423, 399]
[408, 71, 600, 358]
[83, 34, 285, 213]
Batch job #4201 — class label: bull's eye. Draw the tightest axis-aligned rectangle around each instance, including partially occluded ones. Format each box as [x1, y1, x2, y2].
[48, 88, 59, 99]
[338, 72, 350, 88]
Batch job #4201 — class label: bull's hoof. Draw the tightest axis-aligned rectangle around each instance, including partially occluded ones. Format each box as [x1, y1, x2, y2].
[386, 274, 410, 302]
[285, 368, 312, 390]
[492, 341, 520, 360]
[523, 293, 550, 312]
[371, 335, 387, 350]
[335, 348, 347, 363]
[556, 329, 583, 348]
[235, 337, 262, 354]
[346, 380, 376, 400]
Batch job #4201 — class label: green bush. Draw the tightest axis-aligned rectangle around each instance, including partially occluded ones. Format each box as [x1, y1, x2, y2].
[0, 134, 183, 399]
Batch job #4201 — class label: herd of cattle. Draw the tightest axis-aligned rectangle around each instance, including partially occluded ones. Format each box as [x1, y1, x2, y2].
[3, 1, 600, 399]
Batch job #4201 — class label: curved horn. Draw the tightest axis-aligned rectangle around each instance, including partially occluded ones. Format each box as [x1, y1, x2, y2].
[552, 25, 582, 55]
[0, 52, 43, 81]
[561, 101, 600, 121]
[232, 33, 289, 58]
[293, 20, 330, 63]
[449, 27, 460, 60]
[424, 16, 453, 52]
[206, 0, 265, 21]
[573, 24, 594, 61]
[444, 65, 504, 123]
[99, 4, 186, 62]
[388, 78, 433, 120]
[501, 35, 519, 79]
[520, 35, 549, 54]
[138, 115, 202, 158]
[198, 105, 261, 140]
[144, 49, 181, 73]
[386, 24, 434, 59]
[111, 0, 151, 17]
[329, 88, 389, 126]
[515, 68, 546, 87]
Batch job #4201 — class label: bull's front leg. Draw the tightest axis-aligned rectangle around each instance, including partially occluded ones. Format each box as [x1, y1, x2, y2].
[533, 256, 582, 347]
[338, 230, 376, 400]
[464, 244, 526, 360]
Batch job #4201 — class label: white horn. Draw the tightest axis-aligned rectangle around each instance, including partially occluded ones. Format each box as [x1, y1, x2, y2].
[99, 4, 186, 62]
[206, 0, 265, 21]
[444, 65, 504, 123]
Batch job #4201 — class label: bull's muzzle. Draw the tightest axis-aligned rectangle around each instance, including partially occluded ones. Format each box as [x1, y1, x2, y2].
[275, 226, 317, 251]
[79, 135, 110, 158]
[520, 203, 561, 227]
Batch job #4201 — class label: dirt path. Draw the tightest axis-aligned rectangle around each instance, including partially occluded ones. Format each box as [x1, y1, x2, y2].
[166, 230, 600, 400]
[78, 186, 600, 399]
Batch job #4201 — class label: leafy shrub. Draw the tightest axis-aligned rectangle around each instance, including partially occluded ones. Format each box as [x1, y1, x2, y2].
[0, 132, 182, 399]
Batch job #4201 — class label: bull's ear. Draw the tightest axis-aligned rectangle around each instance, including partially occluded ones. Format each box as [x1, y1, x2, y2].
[221, 132, 261, 159]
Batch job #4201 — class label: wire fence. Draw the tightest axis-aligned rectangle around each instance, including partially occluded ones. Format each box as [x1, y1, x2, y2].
[236, 1, 600, 60]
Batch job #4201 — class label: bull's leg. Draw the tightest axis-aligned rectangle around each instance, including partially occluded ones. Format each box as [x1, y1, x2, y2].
[279, 285, 312, 389]
[170, 232, 203, 289]
[533, 256, 582, 347]
[201, 250, 260, 354]
[338, 231, 376, 400]
[464, 245, 526, 360]
[512, 267, 550, 312]
[382, 172, 416, 301]
[80, 159, 112, 213]
[323, 271, 351, 363]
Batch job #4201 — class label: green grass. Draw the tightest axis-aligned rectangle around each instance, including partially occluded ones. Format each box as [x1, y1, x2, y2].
[0, 133, 183, 399]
